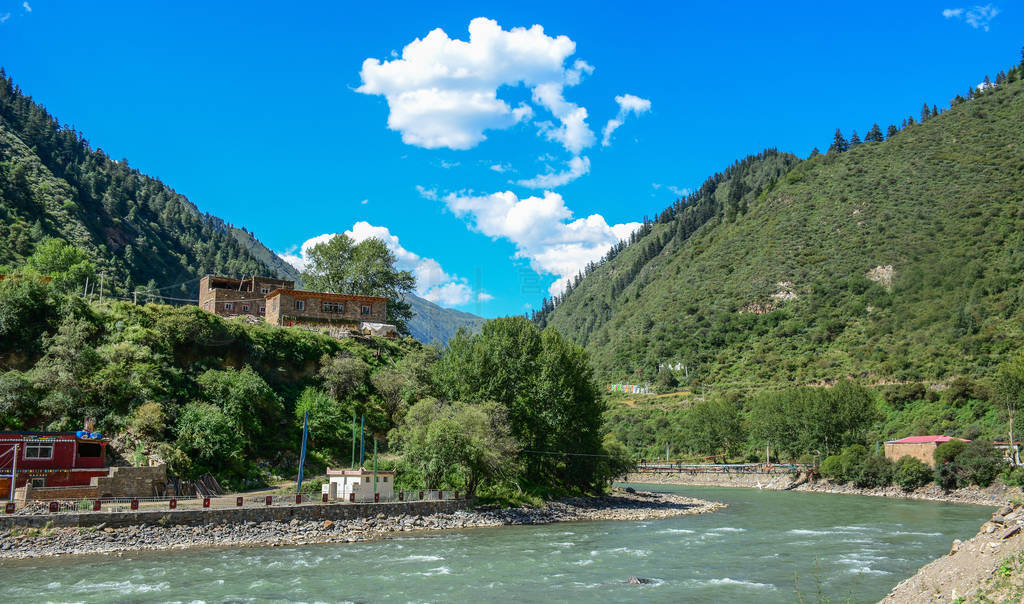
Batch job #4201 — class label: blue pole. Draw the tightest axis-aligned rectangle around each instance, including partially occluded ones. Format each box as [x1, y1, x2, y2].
[359, 414, 365, 468]
[297, 411, 309, 493]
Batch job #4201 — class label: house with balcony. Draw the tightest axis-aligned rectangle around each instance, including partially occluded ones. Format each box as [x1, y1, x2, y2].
[198, 274, 294, 318]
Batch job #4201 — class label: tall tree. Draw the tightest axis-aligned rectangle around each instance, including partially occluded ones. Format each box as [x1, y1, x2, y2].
[849, 130, 862, 145]
[829, 129, 849, 154]
[302, 234, 415, 333]
[865, 123, 884, 143]
[886, 124, 898, 139]
[920, 102, 931, 122]
[996, 351, 1024, 462]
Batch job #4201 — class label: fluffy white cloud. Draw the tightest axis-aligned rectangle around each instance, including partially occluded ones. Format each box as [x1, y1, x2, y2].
[22, 2, 30, 12]
[602, 93, 652, 146]
[652, 183, 690, 197]
[440, 190, 641, 296]
[277, 222, 488, 307]
[517, 155, 590, 188]
[0, 13, 10, 22]
[943, 5, 999, 30]
[356, 17, 595, 153]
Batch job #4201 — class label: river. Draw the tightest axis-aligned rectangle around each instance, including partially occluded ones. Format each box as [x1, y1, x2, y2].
[0, 484, 992, 603]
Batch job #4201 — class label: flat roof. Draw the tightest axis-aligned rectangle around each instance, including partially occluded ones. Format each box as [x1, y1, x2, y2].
[266, 289, 387, 304]
[326, 467, 396, 476]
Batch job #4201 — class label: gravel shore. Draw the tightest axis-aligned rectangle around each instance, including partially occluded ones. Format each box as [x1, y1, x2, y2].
[0, 489, 723, 560]
[627, 472, 1019, 506]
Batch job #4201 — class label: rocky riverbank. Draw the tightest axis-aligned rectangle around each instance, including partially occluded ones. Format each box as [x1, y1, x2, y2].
[626, 472, 1021, 506]
[0, 489, 723, 560]
[881, 502, 1024, 602]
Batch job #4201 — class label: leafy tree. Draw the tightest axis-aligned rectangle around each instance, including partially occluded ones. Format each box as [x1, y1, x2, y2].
[301, 234, 415, 333]
[294, 387, 351, 452]
[654, 368, 678, 393]
[318, 352, 369, 403]
[893, 456, 932, 491]
[0, 273, 60, 354]
[0, 370, 37, 428]
[854, 455, 893, 488]
[683, 396, 743, 457]
[197, 366, 284, 453]
[175, 401, 244, 477]
[820, 444, 869, 483]
[934, 439, 968, 465]
[957, 441, 1002, 487]
[371, 367, 412, 427]
[128, 401, 166, 440]
[22, 238, 96, 293]
[996, 351, 1024, 454]
[393, 398, 518, 494]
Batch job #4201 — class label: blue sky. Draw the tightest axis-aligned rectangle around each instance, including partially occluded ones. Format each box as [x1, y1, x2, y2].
[1, 1, 1020, 317]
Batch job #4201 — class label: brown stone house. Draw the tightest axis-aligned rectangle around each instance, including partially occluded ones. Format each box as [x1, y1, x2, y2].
[265, 288, 393, 336]
[883, 435, 970, 467]
[198, 275, 294, 318]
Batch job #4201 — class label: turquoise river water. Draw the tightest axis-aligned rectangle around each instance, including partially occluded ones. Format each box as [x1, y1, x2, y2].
[0, 484, 992, 603]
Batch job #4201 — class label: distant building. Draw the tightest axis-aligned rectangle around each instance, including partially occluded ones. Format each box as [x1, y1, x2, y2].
[884, 435, 970, 467]
[265, 288, 392, 336]
[323, 467, 396, 501]
[198, 275, 294, 318]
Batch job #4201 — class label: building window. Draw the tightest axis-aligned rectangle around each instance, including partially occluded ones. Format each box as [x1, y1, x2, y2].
[382, 476, 388, 482]
[260, 287, 270, 295]
[242, 304, 250, 312]
[224, 302, 233, 311]
[259, 306, 265, 314]
[295, 300, 305, 311]
[78, 442, 102, 457]
[361, 305, 371, 316]
[25, 443, 53, 459]
[30, 477, 46, 487]
[322, 302, 344, 313]
[272, 299, 278, 312]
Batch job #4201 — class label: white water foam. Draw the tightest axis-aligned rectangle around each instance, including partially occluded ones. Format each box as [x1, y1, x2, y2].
[690, 578, 776, 590]
[707, 527, 746, 533]
[657, 528, 696, 534]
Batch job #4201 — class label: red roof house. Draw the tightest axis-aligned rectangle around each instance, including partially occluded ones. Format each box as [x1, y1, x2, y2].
[884, 435, 970, 467]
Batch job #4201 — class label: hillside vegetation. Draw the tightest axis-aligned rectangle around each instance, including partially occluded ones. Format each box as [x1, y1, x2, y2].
[540, 65, 1024, 389]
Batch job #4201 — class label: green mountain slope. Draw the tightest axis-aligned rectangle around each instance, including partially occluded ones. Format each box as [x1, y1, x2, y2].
[541, 73, 1024, 388]
[406, 293, 486, 344]
[0, 70, 480, 343]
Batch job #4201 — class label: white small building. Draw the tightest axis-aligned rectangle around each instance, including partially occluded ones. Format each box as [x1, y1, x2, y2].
[323, 467, 396, 502]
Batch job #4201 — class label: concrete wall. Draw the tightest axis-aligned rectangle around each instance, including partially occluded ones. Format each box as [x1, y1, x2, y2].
[91, 465, 167, 498]
[0, 498, 472, 530]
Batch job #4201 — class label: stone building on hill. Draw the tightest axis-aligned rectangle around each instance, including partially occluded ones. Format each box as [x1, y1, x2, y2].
[265, 288, 395, 337]
[199, 275, 294, 318]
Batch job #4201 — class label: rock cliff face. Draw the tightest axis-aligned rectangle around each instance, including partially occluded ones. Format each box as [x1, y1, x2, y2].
[882, 503, 1024, 603]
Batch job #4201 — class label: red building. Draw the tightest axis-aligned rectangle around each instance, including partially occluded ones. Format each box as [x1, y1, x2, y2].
[0, 431, 109, 495]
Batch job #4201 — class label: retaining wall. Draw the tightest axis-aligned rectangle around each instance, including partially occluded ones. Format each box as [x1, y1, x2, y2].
[0, 498, 472, 530]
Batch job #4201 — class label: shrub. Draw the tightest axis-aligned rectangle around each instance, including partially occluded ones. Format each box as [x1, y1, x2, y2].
[1002, 467, 1024, 488]
[957, 441, 1003, 487]
[820, 444, 869, 483]
[934, 439, 968, 465]
[894, 456, 932, 491]
[820, 455, 844, 482]
[935, 461, 962, 490]
[854, 455, 894, 489]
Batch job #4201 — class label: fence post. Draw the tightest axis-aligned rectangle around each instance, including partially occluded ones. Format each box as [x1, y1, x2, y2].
[398, 491, 404, 502]
[265, 495, 272, 506]
[131, 499, 139, 511]
[5, 502, 14, 514]
[169, 498, 177, 509]
[49, 501, 58, 513]
[322, 493, 328, 503]
[349, 492, 355, 503]
[295, 494, 302, 505]
[374, 492, 379, 503]
[203, 497, 211, 508]
[93, 500, 101, 511]
[236, 496, 243, 507]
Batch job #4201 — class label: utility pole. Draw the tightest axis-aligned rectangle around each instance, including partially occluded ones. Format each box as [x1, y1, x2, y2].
[133, 291, 138, 305]
[99, 273, 104, 302]
[372, 438, 378, 499]
[666, 442, 670, 461]
[350, 412, 357, 469]
[9, 443, 18, 502]
[83, 277, 89, 298]
[359, 415, 365, 468]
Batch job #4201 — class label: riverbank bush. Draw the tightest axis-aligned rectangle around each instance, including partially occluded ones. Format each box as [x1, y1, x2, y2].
[894, 456, 933, 491]
[854, 455, 894, 489]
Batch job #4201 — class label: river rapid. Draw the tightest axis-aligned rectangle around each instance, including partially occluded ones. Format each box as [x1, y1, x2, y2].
[0, 484, 992, 603]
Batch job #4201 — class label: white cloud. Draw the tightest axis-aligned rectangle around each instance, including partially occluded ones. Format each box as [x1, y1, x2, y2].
[653, 183, 690, 197]
[943, 5, 999, 30]
[489, 163, 511, 173]
[517, 155, 590, 188]
[356, 17, 595, 153]
[441, 190, 641, 296]
[477, 292, 495, 302]
[438, 160, 460, 169]
[415, 185, 438, 200]
[360, 198, 369, 205]
[277, 222, 487, 307]
[0, 13, 9, 22]
[22, 2, 30, 12]
[602, 93, 652, 146]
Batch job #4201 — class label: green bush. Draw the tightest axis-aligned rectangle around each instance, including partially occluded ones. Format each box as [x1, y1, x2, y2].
[934, 460, 962, 490]
[934, 439, 968, 465]
[820, 444, 869, 483]
[854, 455, 894, 489]
[820, 454, 844, 482]
[893, 456, 932, 491]
[957, 441, 1003, 487]
[1002, 467, 1024, 487]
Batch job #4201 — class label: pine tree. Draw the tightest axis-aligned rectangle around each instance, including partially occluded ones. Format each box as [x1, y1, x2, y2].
[849, 130, 861, 145]
[829, 129, 848, 154]
[908, 115, 915, 126]
[932, 105, 938, 117]
[920, 102, 931, 123]
[887, 124, 898, 139]
[865, 123, 883, 143]
[996, 71, 1007, 85]
[809, 147, 821, 157]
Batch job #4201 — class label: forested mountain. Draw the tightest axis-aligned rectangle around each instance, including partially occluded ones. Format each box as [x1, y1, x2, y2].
[538, 61, 1024, 388]
[0, 69, 479, 342]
